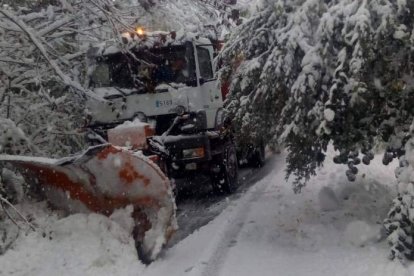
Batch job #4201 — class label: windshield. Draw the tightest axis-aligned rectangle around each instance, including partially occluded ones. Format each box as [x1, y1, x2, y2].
[90, 44, 196, 90]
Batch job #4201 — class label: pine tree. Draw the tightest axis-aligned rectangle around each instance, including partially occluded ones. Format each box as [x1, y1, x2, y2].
[220, 0, 414, 259]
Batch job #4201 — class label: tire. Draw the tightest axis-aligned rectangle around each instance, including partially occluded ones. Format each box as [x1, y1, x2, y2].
[211, 143, 239, 194]
[248, 142, 266, 168]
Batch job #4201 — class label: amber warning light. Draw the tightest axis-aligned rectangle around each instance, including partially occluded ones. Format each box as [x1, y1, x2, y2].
[136, 27, 145, 36]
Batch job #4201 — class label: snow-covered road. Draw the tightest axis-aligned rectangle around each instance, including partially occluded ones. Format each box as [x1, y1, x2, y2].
[169, 155, 274, 248]
[144, 152, 413, 276]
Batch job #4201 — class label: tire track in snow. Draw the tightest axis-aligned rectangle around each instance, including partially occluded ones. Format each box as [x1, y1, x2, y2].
[170, 153, 280, 248]
[196, 156, 286, 276]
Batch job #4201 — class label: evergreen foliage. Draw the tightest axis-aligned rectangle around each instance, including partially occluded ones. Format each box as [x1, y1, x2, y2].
[221, 0, 414, 187]
[220, 0, 414, 259]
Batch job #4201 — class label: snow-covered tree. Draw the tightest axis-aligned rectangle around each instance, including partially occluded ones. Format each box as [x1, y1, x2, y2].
[0, 1, 113, 209]
[0, 1, 129, 158]
[220, 0, 414, 260]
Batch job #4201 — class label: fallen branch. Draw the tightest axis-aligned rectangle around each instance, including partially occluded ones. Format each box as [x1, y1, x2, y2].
[0, 199, 21, 230]
[0, 195, 36, 231]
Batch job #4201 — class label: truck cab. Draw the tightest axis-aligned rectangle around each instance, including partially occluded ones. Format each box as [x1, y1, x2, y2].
[87, 34, 224, 134]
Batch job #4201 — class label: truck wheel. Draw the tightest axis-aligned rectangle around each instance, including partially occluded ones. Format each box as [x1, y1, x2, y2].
[211, 143, 238, 194]
[248, 142, 265, 168]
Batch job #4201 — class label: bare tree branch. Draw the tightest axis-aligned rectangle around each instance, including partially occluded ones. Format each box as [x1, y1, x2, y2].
[0, 194, 36, 231]
[0, 8, 104, 102]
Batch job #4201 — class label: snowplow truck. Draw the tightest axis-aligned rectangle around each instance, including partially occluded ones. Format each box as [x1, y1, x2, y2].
[85, 30, 240, 194]
[0, 30, 247, 263]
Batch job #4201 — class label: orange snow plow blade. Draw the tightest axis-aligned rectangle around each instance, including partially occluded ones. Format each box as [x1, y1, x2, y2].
[0, 144, 177, 263]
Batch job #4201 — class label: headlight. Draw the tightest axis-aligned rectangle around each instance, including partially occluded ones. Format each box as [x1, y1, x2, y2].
[182, 147, 205, 159]
[175, 105, 186, 116]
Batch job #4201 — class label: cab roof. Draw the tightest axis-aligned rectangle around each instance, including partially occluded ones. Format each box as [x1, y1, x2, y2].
[87, 30, 212, 58]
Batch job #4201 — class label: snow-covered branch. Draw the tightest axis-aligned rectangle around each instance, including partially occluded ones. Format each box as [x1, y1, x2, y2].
[0, 194, 36, 231]
[0, 8, 103, 100]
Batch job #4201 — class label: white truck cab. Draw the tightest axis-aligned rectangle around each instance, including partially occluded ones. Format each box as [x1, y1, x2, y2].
[86, 34, 223, 133]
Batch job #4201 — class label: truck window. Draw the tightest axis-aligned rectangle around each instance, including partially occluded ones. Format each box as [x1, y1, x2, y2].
[90, 45, 197, 89]
[91, 63, 110, 87]
[197, 47, 213, 80]
[90, 54, 136, 89]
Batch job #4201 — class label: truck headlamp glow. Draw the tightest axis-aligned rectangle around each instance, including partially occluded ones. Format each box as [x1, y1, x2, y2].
[182, 147, 205, 159]
[136, 27, 145, 36]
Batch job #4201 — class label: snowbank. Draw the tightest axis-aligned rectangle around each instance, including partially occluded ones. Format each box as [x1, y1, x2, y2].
[344, 220, 380, 247]
[0, 203, 145, 276]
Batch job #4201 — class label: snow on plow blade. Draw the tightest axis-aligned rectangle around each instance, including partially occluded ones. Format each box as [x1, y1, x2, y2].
[0, 144, 177, 263]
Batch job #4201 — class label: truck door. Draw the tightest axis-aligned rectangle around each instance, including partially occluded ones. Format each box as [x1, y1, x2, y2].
[195, 45, 222, 129]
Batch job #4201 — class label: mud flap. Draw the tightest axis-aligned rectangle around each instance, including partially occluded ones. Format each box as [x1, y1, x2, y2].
[0, 144, 177, 263]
